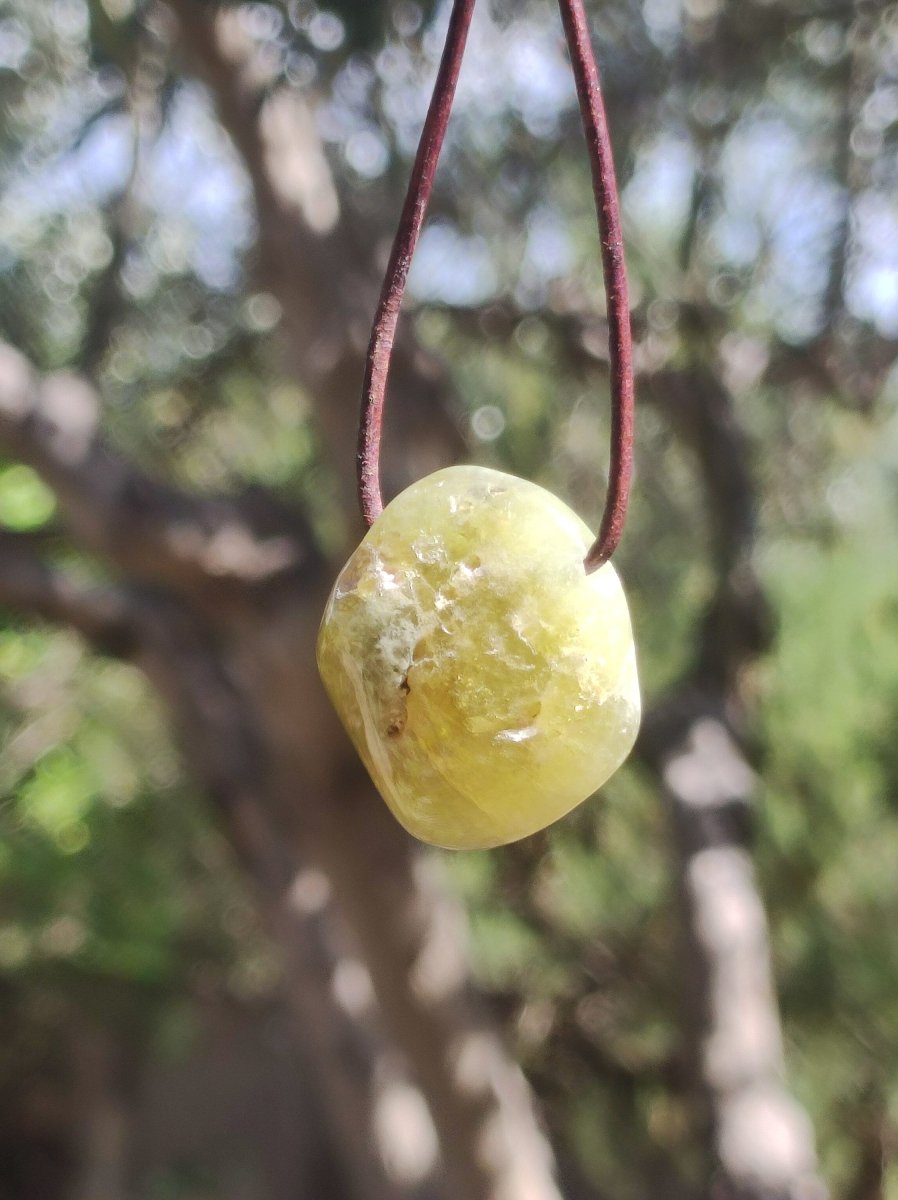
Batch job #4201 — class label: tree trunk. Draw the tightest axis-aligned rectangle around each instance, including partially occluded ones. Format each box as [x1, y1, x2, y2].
[638, 370, 827, 1200]
[132, 556, 565, 1200]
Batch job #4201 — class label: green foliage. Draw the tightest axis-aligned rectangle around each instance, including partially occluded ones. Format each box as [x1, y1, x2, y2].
[0, 465, 56, 530]
[756, 520, 898, 1196]
[0, 627, 274, 1002]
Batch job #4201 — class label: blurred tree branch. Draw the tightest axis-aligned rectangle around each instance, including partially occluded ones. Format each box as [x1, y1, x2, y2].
[0, 532, 138, 656]
[0, 344, 313, 596]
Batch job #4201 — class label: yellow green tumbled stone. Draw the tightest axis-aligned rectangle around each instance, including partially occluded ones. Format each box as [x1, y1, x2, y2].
[317, 465, 640, 850]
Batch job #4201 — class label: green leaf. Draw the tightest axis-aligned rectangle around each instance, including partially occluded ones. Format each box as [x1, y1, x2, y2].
[0, 464, 56, 530]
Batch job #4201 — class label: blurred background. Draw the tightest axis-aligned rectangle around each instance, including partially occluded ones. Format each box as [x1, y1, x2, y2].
[0, 1, 896, 1198]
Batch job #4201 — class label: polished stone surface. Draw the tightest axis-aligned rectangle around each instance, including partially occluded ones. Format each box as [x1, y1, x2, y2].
[317, 466, 640, 849]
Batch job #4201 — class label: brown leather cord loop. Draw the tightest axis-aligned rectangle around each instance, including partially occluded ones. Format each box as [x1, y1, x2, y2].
[357, 0, 634, 571]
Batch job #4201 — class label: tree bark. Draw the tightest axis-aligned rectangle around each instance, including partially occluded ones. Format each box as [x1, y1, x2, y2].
[638, 370, 827, 1200]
